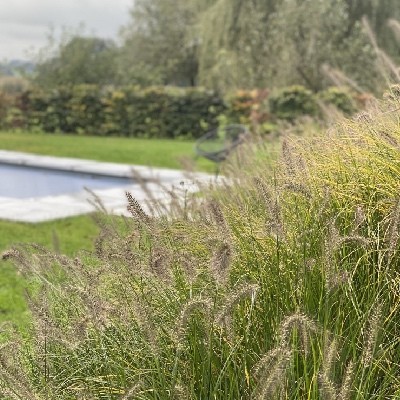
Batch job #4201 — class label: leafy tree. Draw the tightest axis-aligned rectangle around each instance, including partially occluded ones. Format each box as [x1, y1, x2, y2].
[196, 0, 277, 92]
[264, 0, 379, 91]
[344, 0, 400, 54]
[34, 35, 119, 88]
[195, 0, 386, 93]
[118, 0, 206, 86]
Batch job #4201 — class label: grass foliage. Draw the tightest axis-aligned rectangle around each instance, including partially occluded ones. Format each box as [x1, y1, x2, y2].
[1, 95, 400, 399]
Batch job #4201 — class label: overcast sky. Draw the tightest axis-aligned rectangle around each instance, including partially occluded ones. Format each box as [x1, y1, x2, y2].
[0, 0, 132, 61]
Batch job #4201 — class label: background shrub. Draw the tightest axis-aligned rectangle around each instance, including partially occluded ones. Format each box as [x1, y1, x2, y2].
[268, 85, 318, 121]
[318, 86, 357, 115]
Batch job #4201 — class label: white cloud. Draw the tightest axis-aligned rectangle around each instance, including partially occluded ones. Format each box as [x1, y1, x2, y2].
[0, 0, 132, 61]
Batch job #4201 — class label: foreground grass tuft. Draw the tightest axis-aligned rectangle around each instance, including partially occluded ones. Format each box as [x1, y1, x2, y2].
[1, 96, 400, 398]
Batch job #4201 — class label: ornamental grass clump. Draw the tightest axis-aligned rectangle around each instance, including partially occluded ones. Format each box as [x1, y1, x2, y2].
[1, 93, 400, 398]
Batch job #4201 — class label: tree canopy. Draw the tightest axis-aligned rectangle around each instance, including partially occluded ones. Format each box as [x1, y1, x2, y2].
[34, 36, 119, 88]
[32, 0, 400, 93]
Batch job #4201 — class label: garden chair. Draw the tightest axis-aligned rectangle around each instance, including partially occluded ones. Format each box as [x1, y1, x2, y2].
[195, 124, 249, 175]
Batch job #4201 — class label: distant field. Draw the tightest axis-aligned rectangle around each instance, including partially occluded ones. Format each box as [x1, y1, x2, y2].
[0, 130, 214, 171]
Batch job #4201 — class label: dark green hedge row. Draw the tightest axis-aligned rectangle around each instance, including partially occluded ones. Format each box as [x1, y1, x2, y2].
[4, 86, 226, 138]
[0, 85, 365, 138]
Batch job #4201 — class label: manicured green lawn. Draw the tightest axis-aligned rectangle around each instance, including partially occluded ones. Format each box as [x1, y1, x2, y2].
[0, 215, 98, 255]
[0, 130, 214, 171]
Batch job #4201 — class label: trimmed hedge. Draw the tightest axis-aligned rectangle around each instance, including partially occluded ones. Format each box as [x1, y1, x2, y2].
[0, 85, 365, 137]
[7, 86, 226, 139]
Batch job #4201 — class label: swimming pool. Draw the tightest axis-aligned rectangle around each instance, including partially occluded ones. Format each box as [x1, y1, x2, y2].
[0, 150, 195, 223]
[0, 163, 133, 199]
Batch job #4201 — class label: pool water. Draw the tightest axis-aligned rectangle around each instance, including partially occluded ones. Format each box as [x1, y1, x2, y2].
[0, 163, 133, 199]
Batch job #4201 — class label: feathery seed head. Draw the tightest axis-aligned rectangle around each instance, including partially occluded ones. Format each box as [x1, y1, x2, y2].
[328, 270, 351, 290]
[172, 384, 190, 400]
[318, 372, 338, 400]
[150, 246, 171, 281]
[126, 191, 151, 224]
[278, 313, 318, 354]
[386, 197, 400, 261]
[282, 139, 297, 176]
[175, 297, 213, 347]
[121, 382, 141, 400]
[353, 111, 373, 124]
[319, 336, 340, 397]
[362, 302, 383, 368]
[208, 199, 227, 230]
[210, 242, 233, 285]
[253, 177, 272, 204]
[388, 19, 400, 44]
[337, 235, 371, 249]
[283, 182, 311, 199]
[254, 178, 283, 236]
[1, 249, 19, 261]
[353, 205, 366, 232]
[254, 347, 292, 399]
[321, 336, 339, 379]
[338, 361, 355, 400]
[252, 347, 287, 379]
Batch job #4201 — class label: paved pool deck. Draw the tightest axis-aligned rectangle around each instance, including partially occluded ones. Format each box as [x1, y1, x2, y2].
[0, 150, 213, 223]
